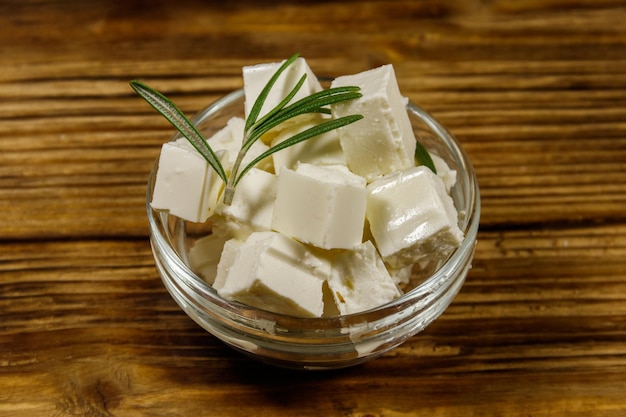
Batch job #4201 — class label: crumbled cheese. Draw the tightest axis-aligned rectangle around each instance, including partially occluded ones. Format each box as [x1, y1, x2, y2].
[388, 265, 413, 286]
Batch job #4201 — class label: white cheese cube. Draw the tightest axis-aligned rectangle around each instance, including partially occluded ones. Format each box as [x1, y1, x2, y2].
[431, 153, 457, 193]
[272, 163, 367, 250]
[366, 165, 464, 268]
[328, 241, 402, 315]
[188, 233, 230, 285]
[243, 57, 323, 120]
[270, 113, 346, 172]
[331, 64, 417, 180]
[213, 238, 243, 291]
[216, 231, 331, 318]
[207, 116, 271, 173]
[151, 140, 224, 223]
[215, 167, 277, 237]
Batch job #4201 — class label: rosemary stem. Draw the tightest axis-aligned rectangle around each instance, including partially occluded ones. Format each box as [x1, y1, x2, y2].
[224, 146, 247, 205]
[223, 186, 235, 206]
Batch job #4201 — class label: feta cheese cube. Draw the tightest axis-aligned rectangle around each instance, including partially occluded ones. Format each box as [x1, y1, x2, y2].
[270, 113, 346, 171]
[272, 163, 367, 250]
[151, 140, 224, 223]
[216, 231, 331, 318]
[328, 241, 402, 315]
[331, 64, 417, 180]
[215, 167, 277, 237]
[213, 238, 243, 291]
[243, 57, 323, 120]
[366, 165, 464, 268]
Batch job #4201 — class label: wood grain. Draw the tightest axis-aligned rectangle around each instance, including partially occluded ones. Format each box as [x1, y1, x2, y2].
[1, 0, 626, 416]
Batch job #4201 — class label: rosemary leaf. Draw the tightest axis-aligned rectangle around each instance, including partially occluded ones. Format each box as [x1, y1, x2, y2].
[414, 140, 437, 174]
[245, 53, 300, 131]
[130, 80, 228, 183]
[262, 89, 362, 130]
[245, 88, 363, 149]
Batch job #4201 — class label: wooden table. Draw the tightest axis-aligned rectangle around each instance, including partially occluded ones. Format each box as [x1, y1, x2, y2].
[2, 1, 625, 415]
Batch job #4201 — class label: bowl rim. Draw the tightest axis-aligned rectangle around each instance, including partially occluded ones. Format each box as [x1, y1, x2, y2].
[146, 87, 481, 325]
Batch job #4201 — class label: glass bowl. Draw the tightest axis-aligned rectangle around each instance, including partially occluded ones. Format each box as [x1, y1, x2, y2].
[147, 88, 480, 370]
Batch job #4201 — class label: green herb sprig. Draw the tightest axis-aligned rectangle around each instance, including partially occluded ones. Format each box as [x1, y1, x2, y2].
[131, 53, 363, 206]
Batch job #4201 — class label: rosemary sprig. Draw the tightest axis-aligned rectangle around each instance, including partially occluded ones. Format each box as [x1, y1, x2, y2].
[234, 113, 364, 190]
[130, 53, 363, 206]
[225, 85, 363, 204]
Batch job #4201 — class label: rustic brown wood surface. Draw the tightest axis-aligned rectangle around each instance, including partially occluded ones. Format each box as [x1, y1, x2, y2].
[1, 0, 625, 416]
